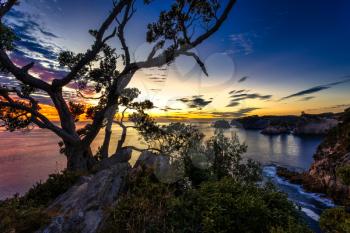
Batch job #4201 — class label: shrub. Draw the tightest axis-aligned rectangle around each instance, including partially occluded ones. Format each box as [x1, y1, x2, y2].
[101, 173, 175, 233]
[320, 207, 350, 233]
[168, 178, 311, 233]
[0, 170, 81, 233]
[336, 165, 350, 185]
[102, 175, 311, 233]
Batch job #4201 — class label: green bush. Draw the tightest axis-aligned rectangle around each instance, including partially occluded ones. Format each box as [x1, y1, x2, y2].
[101, 173, 175, 233]
[0, 196, 49, 233]
[0, 170, 81, 233]
[336, 165, 350, 185]
[320, 207, 350, 233]
[102, 175, 311, 233]
[168, 178, 311, 233]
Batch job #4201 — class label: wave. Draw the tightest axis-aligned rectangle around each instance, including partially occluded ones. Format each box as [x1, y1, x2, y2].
[262, 166, 335, 208]
[301, 207, 320, 222]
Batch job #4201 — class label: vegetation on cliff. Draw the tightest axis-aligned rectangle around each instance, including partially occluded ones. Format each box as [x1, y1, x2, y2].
[0, 171, 81, 233]
[101, 130, 310, 233]
[320, 207, 350, 233]
[277, 108, 350, 232]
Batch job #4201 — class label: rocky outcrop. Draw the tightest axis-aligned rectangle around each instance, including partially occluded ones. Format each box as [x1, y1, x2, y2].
[293, 113, 338, 135]
[261, 125, 290, 135]
[233, 115, 269, 130]
[234, 113, 338, 136]
[278, 108, 350, 205]
[307, 109, 350, 204]
[133, 151, 183, 184]
[39, 162, 130, 233]
[213, 119, 231, 129]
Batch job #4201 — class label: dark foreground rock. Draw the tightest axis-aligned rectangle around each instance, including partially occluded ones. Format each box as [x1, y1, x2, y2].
[38, 162, 130, 233]
[38, 150, 178, 233]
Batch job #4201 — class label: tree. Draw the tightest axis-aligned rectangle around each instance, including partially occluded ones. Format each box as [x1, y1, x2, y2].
[0, 0, 236, 171]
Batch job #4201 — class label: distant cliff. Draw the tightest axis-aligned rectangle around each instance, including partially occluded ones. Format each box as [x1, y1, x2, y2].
[293, 113, 338, 135]
[213, 119, 231, 129]
[233, 113, 339, 136]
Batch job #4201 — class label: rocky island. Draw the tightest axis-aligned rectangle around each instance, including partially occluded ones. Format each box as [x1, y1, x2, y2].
[213, 119, 231, 129]
[233, 112, 339, 136]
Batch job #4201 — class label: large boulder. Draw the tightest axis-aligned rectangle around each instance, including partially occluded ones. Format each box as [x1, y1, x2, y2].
[39, 162, 130, 233]
[93, 147, 132, 172]
[133, 151, 184, 184]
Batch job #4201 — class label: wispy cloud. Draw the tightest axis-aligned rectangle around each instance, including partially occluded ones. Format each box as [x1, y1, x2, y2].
[212, 107, 260, 118]
[160, 106, 181, 112]
[232, 107, 260, 117]
[299, 96, 315, 101]
[229, 33, 256, 55]
[226, 102, 240, 107]
[229, 89, 247, 95]
[5, 9, 62, 69]
[177, 95, 212, 109]
[238, 76, 249, 83]
[226, 88, 272, 108]
[280, 78, 350, 101]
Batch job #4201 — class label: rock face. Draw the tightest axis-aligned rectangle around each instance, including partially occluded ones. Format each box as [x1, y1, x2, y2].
[39, 162, 130, 233]
[213, 119, 231, 129]
[233, 115, 269, 130]
[234, 113, 338, 136]
[133, 151, 183, 184]
[261, 125, 290, 135]
[293, 113, 338, 135]
[307, 108, 350, 204]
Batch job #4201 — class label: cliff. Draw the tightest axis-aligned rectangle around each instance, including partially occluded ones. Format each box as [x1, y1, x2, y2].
[277, 108, 350, 205]
[234, 113, 338, 136]
[307, 108, 350, 204]
[293, 113, 338, 135]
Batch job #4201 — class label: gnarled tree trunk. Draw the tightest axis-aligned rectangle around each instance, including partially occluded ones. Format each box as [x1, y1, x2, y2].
[65, 144, 95, 171]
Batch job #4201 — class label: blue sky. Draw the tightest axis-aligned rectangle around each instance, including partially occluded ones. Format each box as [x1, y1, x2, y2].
[2, 0, 350, 119]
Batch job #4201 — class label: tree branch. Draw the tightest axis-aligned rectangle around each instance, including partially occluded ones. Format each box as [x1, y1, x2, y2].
[179, 51, 208, 76]
[0, 101, 79, 144]
[127, 0, 236, 73]
[0, 50, 52, 92]
[117, 0, 134, 66]
[52, 0, 129, 88]
[0, 0, 17, 19]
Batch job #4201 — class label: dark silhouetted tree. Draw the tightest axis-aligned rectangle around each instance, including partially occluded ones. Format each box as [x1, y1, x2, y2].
[0, 0, 236, 171]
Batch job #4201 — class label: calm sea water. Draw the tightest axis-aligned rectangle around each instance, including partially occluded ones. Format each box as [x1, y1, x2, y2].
[0, 122, 331, 232]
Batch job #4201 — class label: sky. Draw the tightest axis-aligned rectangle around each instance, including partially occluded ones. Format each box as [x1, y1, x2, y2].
[1, 0, 350, 121]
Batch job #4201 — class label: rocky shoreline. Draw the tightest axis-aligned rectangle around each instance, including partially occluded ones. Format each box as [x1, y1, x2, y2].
[277, 108, 350, 206]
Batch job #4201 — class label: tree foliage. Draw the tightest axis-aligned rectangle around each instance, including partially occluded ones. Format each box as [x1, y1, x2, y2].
[320, 207, 350, 233]
[0, 0, 236, 171]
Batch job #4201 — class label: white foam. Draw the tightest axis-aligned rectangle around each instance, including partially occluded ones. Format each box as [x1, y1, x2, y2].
[301, 207, 320, 221]
[262, 165, 335, 208]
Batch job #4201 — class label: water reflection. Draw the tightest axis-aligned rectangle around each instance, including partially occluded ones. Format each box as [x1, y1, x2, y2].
[0, 123, 323, 199]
